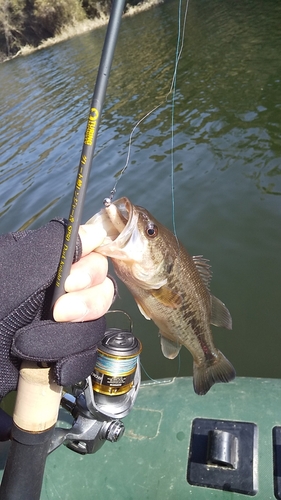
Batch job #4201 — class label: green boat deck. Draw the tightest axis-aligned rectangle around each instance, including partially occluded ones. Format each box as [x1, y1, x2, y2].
[1, 376, 281, 499]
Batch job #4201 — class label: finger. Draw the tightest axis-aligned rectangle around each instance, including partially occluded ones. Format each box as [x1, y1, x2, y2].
[79, 224, 106, 257]
[53, 277, 114, 322]
[65, 252, 108, 292]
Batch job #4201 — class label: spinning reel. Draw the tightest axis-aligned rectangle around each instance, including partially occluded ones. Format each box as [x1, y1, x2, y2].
[49, 311, 142, 455]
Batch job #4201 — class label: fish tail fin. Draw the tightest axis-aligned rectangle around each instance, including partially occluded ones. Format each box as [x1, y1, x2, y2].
[193, 350, 236, 396]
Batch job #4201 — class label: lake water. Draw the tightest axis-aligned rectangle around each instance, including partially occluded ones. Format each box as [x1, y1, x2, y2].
[0, 0, 280, 384]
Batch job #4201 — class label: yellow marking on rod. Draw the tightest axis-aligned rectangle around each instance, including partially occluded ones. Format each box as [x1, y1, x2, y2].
[65, 225, 72, 242]
[56, 259, 65, 287]
[84, 107, 99, 146]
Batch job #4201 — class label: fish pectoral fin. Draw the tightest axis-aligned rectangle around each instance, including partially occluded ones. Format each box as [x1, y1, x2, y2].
[136, 300, 151, 320]
[210, 295, 232, 330]
[151, 286, 182, 308]
[160, 335, 181, 359]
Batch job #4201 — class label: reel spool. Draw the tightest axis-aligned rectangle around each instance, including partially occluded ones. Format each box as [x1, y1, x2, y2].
[92, 329, 142, 396]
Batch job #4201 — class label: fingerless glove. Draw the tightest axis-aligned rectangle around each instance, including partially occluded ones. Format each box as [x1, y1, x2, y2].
[0, 220, 105, 399]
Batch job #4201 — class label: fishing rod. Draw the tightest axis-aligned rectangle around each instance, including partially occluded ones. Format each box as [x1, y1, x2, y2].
[0, 1, 126, 499]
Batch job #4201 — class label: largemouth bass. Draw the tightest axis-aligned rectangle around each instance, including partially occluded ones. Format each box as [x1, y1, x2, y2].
[87, 197, 235, 395]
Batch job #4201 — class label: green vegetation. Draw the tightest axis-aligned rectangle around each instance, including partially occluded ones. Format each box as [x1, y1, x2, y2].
[0, 0, 141, 61]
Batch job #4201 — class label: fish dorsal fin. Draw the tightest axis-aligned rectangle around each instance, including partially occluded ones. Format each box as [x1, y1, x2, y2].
[192, 255, 212, 289]
[151, 286, 182, 308]
[160, 335, 182, 359]
[136, 300, 151, 320]
[211, 295, 232, 330]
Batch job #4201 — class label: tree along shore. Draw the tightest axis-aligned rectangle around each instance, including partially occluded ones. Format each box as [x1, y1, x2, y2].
[0, 0, 161, 62]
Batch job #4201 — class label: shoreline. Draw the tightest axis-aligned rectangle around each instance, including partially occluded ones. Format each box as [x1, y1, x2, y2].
[1, 0, 163, 64]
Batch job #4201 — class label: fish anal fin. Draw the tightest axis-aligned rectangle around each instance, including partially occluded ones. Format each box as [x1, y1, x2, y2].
[193, 350, 236, 395]
[192, 255, 212, 290]
[136, 300, 151, 320]
[160, 335, 181, 359]
[151, 286, 182, 308]
[211, 295, 232, 330]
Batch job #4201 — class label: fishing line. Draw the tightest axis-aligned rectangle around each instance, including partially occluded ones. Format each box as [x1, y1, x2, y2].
[108, 104, 161, 202]
[106, 0, 190, 210]
[140, 354, 181, 384]
[106, 1, 189, 384]
[169, 0, 190, 238]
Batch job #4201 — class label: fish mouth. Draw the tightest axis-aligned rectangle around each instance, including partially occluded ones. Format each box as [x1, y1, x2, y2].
[86, 197, 142, 260]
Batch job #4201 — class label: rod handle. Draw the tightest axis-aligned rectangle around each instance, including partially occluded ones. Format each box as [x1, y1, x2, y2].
[13, 361, 62, 433]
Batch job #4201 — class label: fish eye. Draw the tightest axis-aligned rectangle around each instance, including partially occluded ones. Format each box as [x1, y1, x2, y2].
[146, 222, 158, 238]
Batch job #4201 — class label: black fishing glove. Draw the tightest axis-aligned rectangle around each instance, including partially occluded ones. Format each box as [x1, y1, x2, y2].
[0, 219, 106, 400]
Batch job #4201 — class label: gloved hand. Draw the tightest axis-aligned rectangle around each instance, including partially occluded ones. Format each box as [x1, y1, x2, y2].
[0, 219, 114, 400]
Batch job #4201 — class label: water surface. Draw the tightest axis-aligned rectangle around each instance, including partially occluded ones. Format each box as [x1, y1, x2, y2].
[0, 0, 280, 383]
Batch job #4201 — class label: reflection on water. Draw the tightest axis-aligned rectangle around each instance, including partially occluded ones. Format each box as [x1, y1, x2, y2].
[0, 0, 281, 382]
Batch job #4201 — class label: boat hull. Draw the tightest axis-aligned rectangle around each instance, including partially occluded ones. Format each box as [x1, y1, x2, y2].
[0, 376, 280, 499]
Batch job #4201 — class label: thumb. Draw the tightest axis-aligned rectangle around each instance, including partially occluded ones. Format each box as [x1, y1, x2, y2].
[79, 225, 107, 256]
